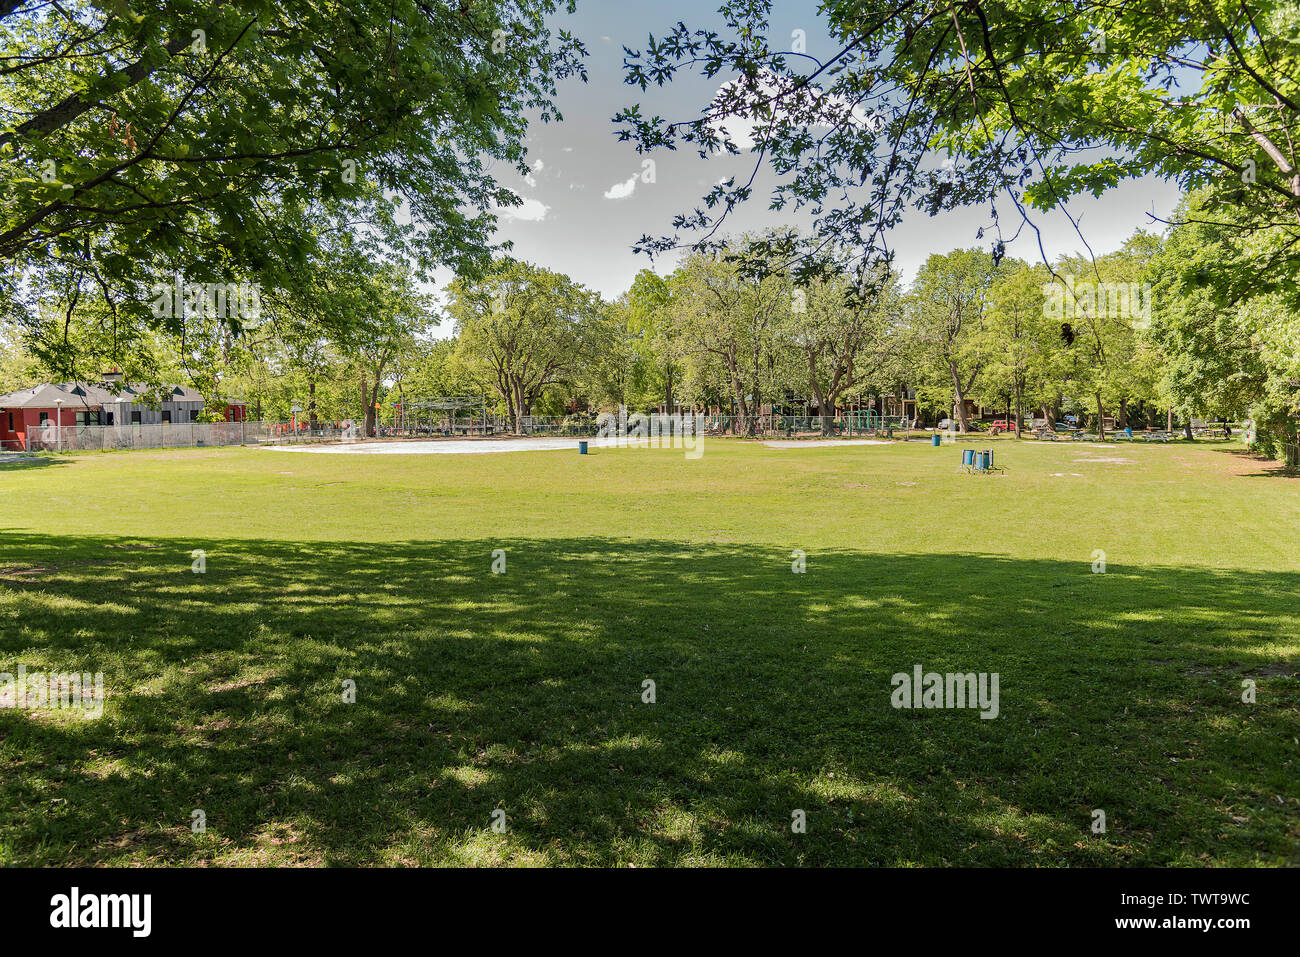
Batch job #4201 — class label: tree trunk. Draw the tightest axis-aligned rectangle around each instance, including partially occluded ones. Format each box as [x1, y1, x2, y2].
[949, 359, 972, 432]
[362, 379, 376, 437]
[1095, 393, 1106, 441]
[513, 381, 526, 434]
[664, 363, 674, 416]
[1167, 408, 1174, 432]
[369, 379, 383, 437]
[1117, 398, 1128, 430]
[724, 349, 749, 436]
[308, 380, 318, 430]
[807, 350, 836, 436]
[504, 393, 515, 432]
[1014, 383, 1023, 439]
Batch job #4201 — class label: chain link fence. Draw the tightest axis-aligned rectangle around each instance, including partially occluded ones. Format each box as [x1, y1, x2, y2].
[269, 412, 913, 442]
[26, 421, 267, 452]
[695, 414, 912, 438]
[22, 414, 917, 452]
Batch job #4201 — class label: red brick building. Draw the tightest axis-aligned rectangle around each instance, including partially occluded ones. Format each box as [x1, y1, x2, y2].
[0, 379, 245, 450]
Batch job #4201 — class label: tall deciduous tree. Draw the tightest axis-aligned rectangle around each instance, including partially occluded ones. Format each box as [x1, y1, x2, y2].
[1049, 233, 1161, 438]
[907, 249, 996, 433]
[1, 0, 586, 365]
[624, 270, 676, 412]
[448, 260, 602, 433]
[669, 243, 788, 435]
[980, 261, 1057, 438]
[783, 268, 901, 433]
[1150, 192, 1299, 455]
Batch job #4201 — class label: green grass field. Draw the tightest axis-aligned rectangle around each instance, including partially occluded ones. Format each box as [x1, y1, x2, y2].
[1, 438, 1297, 866]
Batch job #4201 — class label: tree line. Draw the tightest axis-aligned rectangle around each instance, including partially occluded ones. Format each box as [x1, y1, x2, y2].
[1, 1, 1294, 457]
[6, 205, 1291, 457]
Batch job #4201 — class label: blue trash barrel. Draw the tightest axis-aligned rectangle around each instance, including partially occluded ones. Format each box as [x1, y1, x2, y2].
[962, 449, 974, 466]
[932, 434, 942, 447]
[578, 441, 588, 455]
[977, 451, 990, 470]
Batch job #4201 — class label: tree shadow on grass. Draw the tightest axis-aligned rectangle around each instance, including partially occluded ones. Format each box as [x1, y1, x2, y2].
[0, 532, 1296, 866]
[0, 456, 68, 471]
[1211, 447, 1300, 479]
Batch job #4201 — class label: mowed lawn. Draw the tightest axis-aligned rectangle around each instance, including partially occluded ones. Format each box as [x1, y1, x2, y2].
[1, 437, 1297, 867]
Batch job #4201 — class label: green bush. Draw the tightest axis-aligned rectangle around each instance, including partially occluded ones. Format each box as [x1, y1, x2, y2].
[1247, 401, 1299, 464]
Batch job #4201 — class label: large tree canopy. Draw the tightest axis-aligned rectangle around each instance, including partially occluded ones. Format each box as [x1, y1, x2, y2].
[1149, 190, 1299, 447]
[617, 0, 1299, 286]
[906, 247, 995, 432]
[448, 258, 602, 432]
[0, 0, 586, 351]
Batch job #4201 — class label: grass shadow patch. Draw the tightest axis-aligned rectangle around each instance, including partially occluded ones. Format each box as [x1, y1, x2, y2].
[0, 532, 1296, 866]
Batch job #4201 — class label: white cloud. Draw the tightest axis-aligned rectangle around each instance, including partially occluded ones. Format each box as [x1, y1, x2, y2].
[494, 195, 550, 222]
[604, 174, 639, 200]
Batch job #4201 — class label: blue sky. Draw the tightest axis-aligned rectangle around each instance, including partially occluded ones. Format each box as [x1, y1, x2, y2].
[430, 0, 1181, 332]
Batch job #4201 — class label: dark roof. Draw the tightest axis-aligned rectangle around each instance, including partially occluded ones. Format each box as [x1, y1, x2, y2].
[0, 381, 206, 409]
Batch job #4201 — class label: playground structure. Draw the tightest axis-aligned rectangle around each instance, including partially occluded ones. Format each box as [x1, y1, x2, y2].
[842, 410, 911, 437]
[388, 398, 600, 437]
[391, 397, 490, 436]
